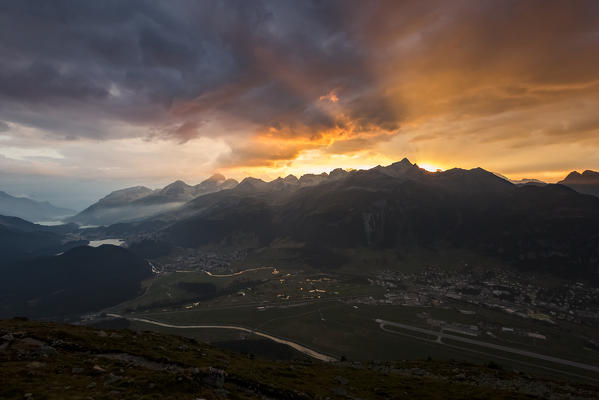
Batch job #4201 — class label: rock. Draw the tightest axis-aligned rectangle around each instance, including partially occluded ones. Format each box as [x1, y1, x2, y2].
[92, 365, 106, 374]
[21, 338, 45, 347]
[97, 331, 108, 338]
[1, 333, 14, 341]
[72, 367, 85, 374]
[37, 345, 57, 357]
[87, 382, 96, 389]
[335, 376, 349, 385]
[27, 361, 46, 369]
[24, 393, 33, 399]
[202, 367, 226, 389]
[51, 339, 66, 347]
[103, 374, 121, 386]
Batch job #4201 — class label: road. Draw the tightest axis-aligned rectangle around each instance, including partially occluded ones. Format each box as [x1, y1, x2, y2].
[107, 313, 337, 362]
[202, 266, 275, 277]
[173, 267, 275, 276]
[376, 318, 599, 374]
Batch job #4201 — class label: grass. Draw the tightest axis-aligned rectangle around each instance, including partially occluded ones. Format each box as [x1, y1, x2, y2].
[3, 318, 596, 399]
[125, 301, 599, 384]
[109, 268, 276, 313]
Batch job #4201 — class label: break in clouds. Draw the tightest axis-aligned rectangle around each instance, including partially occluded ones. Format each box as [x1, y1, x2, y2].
[0, 0, 599, 177]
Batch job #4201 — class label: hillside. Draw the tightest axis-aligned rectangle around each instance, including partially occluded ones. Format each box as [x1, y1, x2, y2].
[1, 318, 597, 399]
[0, 215, 83, 264]
[0, 245, 152, 318]
[0, 191, 74, 222]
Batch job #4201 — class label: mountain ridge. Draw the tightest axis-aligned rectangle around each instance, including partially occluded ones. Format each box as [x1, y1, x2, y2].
[559, 169, 599, 197]
[68, 175, 239, 226]
[96, 159, 599, 282]
[0, 190, 75, 222]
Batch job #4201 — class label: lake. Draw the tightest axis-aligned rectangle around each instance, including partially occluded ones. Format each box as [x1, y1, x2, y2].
[88, 238, 125, 247]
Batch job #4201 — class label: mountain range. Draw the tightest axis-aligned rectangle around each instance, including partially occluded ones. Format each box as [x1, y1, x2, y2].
[12, 164, 593, 230]
[95, 159, 599, 282]
[0, 191, 74, 222]
[2, 159, 599, 317]
[67, 174, 237, 226]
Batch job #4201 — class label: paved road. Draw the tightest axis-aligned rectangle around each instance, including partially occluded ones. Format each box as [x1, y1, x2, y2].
[107, 313, 337, 362]
[376, 319, 599, 373]
[202, 267, 275, 277]
[174, 267, 275, 276]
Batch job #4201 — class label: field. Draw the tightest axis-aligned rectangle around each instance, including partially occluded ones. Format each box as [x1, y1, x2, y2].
[94, 261, 599, 385]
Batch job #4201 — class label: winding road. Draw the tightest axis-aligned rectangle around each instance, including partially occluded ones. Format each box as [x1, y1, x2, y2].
[107, 313, 337, 362]
[202, 267, 275, 277]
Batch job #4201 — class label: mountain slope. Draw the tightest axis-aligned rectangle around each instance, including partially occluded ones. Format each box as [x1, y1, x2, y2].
[67, 186, 154, 226]
[136, 159, 599, 281]
[1, 319, 596, 399]
[68, 175, 238, 226]
[0, 245, 152, 318]
[0, 215, 83, 264]
[0, 191, 74, 222]
[559, 170, 599, 197]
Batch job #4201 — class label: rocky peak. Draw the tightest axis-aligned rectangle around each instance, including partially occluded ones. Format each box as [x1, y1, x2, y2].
[205, 173, 226, 183]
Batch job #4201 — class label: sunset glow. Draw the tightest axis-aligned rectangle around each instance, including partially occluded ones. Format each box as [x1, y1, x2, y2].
[417, 163, 443, 173]
[0, 1, 598, 208]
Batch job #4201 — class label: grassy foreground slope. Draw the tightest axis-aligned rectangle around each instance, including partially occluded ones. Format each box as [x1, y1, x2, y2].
[1, 319, 598, 399]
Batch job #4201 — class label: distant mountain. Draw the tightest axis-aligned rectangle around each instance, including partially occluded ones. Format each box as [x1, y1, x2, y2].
[559, 170, 599, 197]
[134, 174, 238, 205]
[492, 173, 546, 187]
[0, 215, 83, 264]
[107, 159, 599, 281]
[65, 186, 153, 226]
[68, 174, 238, 226]
[0, 190, 75, 222]
[510, 178, 546, 187]
[0, 245, 152, 318]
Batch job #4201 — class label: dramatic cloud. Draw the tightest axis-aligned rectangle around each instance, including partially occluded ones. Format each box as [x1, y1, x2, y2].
[0, 0, 598, 194]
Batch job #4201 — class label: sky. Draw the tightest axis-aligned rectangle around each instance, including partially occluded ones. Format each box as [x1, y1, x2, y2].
[1, 0, 599, 209]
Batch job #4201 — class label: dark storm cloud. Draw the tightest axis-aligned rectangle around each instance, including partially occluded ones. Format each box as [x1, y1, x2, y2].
[0, 0, 598, 166]
[0, 1, 364, 133]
